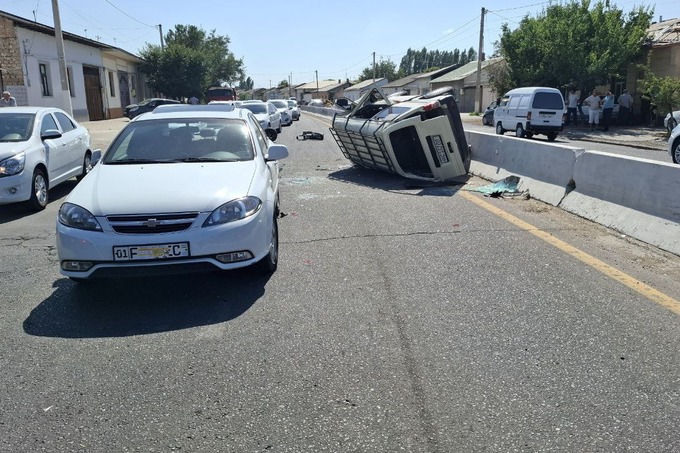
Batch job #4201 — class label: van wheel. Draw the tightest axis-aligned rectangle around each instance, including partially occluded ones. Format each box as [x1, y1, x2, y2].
[515, 124, 525, 138]
[547, 132, 558, 141]
[495, 122, 504, 135]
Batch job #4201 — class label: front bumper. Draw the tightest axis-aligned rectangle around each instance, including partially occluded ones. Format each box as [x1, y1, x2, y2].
[57, 205, 274, 279]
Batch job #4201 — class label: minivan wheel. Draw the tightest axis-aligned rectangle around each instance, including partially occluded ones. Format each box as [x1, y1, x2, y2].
[495, 122, 504, 135]
[515, 124, 525, 138]
[547, 131, 558, 141]
[28, 168, 48, 211]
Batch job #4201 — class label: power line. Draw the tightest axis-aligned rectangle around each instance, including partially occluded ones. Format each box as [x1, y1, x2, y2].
[103, 0, 155, 28]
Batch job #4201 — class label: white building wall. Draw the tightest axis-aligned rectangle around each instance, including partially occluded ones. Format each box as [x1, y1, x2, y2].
[16, 27, 103, 121]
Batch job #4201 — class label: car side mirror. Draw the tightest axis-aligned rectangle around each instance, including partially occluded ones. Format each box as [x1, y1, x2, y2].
[266, 144, 289, 161]
[91, 148, 102, 166]
[41, 129, 62, 140]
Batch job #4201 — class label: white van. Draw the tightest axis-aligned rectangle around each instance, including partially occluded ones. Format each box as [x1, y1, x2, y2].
[494, 87, 565, 141]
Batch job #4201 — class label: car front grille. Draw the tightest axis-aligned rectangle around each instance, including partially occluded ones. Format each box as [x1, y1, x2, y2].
[107, 212, 199, 234]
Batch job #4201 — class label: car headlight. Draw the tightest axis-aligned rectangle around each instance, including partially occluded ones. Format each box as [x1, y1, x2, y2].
[58, 202, 102, 231]
[203, 197, 262, 226]
[0, 152, 26, 176]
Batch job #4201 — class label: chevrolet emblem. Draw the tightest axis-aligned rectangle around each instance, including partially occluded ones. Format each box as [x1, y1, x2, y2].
[145, 218, 159, 228]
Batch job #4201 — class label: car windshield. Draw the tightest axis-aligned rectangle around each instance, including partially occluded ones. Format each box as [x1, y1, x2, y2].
[241, 103, 267, 114]
[288, 100, 297, 108]
[271, 100, 288, 108]
[0, 113, 35, 142]
[103, 118, 255, 164]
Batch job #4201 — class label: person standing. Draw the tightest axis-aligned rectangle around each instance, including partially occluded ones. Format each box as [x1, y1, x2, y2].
[566, 90, 579, 126]
[601, 91, 615, 131]
[617, 89, 633, 126]
[188, 95, 199, 105]
[583, 90, 601, 131]
[0, 91, 17, 107]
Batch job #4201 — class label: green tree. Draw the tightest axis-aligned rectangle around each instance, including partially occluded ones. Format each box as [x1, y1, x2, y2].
[357, 58, 399, 82]
[398, 47, 476, 75]
[638, 61, 680, 122]
[497, 1, 652, 91]
[139, 25, 243, 100]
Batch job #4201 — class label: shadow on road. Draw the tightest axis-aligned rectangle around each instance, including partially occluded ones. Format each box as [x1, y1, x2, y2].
[327, 165, 470, 197]
[0, 180, 77, 224]
[24, 270, 269, 338]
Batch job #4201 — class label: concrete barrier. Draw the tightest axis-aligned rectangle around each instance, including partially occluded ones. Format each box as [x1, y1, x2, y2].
[560, 151, 680, 255]
[467, 131, 584, 206]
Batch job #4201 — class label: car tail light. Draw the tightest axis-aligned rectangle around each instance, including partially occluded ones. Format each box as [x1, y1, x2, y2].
[422, 101, 440, 112]
[527, 111, 532, 121]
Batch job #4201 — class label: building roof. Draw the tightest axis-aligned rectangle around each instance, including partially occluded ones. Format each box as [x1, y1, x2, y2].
[344, 78, 387, 92]
[382, 74, 419, 89]
[430, 58, 502, 84]
[0, 9, 144, 63]
[296, 79, 342, 91]
[647, 18, 680, 47]
[412, 64, 459, 81]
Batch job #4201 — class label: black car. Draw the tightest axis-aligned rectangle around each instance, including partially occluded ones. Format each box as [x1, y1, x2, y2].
[123, 98, 181, 119]
[482, 100, 498, 126]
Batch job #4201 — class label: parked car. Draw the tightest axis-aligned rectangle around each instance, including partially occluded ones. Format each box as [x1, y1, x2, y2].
[56, 103, 289, 281]
[578, 95, 620, 123]
[669, 121, 680, 164]
[330, 86, 470, 182]
[482, 100, 498, 126]
[664, 110, 680, 132]
[240, 101, 282, 133]
[0, 107, 98, 210]
[270, 99, 293, 126]
[308, 99, 325, 107]
[494, 87, 565, 140]
[124, 98, 180, 119]
[287, 100, 300, 121]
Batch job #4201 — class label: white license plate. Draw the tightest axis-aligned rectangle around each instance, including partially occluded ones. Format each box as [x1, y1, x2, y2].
[431, 135, 449, 164]
[540, 113, 555, 118]
[113, 242, 190, 261]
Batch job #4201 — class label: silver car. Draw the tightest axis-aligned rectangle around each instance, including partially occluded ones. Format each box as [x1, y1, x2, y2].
[0, 107, 97, 210]
[668, 121, 680, 164]
[240, 101, 282, 133]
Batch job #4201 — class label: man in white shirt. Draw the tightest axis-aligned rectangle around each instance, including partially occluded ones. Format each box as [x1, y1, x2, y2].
[0, 91, 17, 107]
[566, 90, 580, 126]
[583, 90, 601, 131]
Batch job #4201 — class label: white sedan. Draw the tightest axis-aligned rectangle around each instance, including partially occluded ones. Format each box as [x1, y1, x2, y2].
[0, 107, 95, 210]
[664, 110, 680, 132]
[56, 104, 288, 281]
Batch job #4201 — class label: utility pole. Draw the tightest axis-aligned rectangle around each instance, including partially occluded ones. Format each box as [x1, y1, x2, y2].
[51, 0, 73, 116]
[315, 70, 319, 97]
[474, 7, 486, 113]
[372, 52, 376, 83]
[158, 24, 164, 49]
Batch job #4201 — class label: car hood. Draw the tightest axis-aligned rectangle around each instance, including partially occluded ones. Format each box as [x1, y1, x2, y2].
[252, 113, 269, 122]
[68, 161, 257, 215]
[0, 141, 33, 160]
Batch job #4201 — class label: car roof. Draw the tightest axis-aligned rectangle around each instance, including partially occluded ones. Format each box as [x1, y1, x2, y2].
[0, 106, 64, 115]
[135, 103, 246, 121]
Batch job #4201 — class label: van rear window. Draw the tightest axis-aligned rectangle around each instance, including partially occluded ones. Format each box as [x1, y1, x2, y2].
[532, 92, 564, 110]
[208, 88, 235, 97]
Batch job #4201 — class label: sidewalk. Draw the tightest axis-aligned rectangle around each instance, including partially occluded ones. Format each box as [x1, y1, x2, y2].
[461, 113, 668, 151]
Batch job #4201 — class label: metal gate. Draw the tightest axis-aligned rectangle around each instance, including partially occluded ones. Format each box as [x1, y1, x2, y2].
[83, 66, 104, 120]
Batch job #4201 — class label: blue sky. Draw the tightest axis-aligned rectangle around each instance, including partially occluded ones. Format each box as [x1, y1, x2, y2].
[3, 0, 678, 89]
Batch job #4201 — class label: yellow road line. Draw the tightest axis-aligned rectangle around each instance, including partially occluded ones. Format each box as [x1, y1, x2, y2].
[460, 191, 680, 316]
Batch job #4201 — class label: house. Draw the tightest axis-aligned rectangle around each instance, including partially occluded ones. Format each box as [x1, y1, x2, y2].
[340, 78, 388, 101]
[0, 9, 149, 121]
[294, 79, 347, 103]
[429, 58, 503, 112]
[381, 74, 419, 96]
[401, 65, 459, 96]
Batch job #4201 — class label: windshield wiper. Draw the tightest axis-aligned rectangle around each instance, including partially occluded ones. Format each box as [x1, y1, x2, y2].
[106, 158, 174, 164]
[173, 157, 228, 162]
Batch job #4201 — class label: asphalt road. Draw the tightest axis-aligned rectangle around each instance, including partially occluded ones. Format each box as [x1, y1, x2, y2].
[2, 113, 680, 452]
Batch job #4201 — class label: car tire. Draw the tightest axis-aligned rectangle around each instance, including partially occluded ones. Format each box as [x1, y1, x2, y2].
[28, 168, 48, 211]
[495, 122, 504, 135]
[482, 115, 490, 126]
[547, 131, 558, 141]
[515, 124, 525, 138]
[255, 216, 278, 273]
[76, 151, 92, 182]
[672, 139, 680, 164]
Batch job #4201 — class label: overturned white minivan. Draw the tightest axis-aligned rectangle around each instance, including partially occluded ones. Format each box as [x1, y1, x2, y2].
[494, 87, 565, 141]
[329, 87, 470, 182]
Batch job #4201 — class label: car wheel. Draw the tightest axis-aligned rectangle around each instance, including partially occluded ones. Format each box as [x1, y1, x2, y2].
[547, 131, 558, 141]
[28, 168, 48, 211]
[515, 124, 525, 138]
[76, 151, 92, 182]
[672, 139, 680, 164]
[255, 216, 278, 273]
[482, 115, 489, 126]
[495, 122, 504, 135]
[669, 118, 678, 132]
